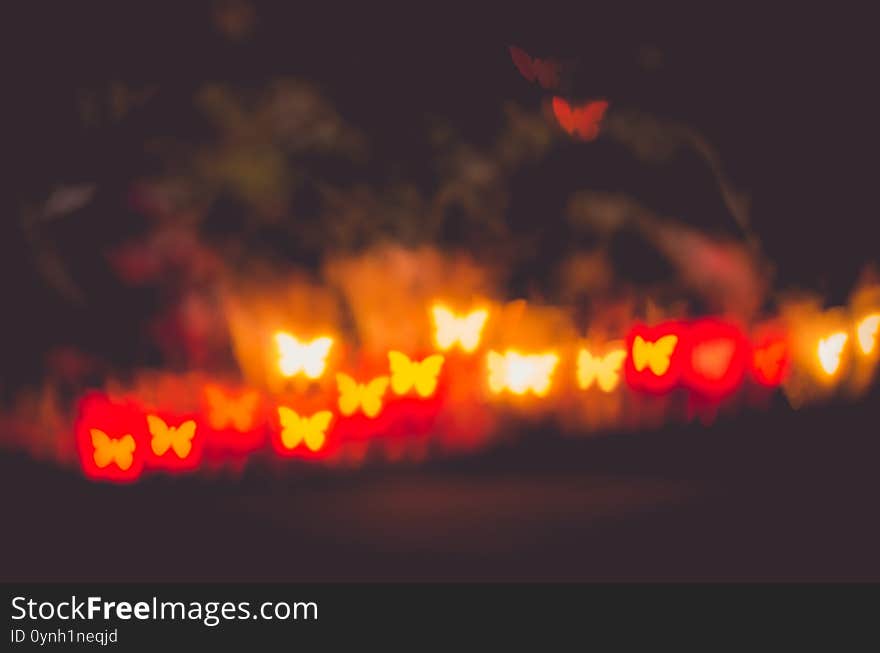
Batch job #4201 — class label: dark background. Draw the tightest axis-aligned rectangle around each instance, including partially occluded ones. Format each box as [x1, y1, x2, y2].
[6, 4, 879, 380]
[3, 3, 879, 580]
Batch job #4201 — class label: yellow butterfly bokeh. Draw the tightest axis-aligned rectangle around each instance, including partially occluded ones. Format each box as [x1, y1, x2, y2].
[577, 346, 627, 392]
[277, 407, 333, 452]
[431, 304, 488, 353]
[632, 335, 678, 376]
[90, 429, 136, 470]
[147, 415, 197, 459]
[817, 331, 848, 376]
[205, 385, 259, 431]
[856, 313, 880, 355]
[487, 350, 559, 397]
[274, 331, 333, 379]
[388, 351, 444, 397]
[336, 373, 390, 418]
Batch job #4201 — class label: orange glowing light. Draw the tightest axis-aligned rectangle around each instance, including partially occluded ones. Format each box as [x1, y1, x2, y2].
[274, 331, 333, 379]
[752, 339, 789, 387]
[576, 346, 626, 392]
[431, 305, 488, 353]
[856, 313, 880, 354]
[90, 429, 136, 471]
[147, 415, 197, 458]
[487, 350, 559, 397]
[817, 332, 848, 376]
[204, 385, 259, 431]
[336, 373, 390, 418]
[632, 334, 678, 376]
[277, 407, 333, 452]
[388, 351, 445, 397]
[691, 338, 736, 381]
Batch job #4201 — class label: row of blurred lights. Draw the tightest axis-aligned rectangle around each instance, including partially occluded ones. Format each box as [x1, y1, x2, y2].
[76, 302, 880, 482]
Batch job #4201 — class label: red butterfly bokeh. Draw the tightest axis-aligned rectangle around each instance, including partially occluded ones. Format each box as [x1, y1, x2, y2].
[551, 97, 609, 142]
[509, 45, 562, 90]
[509, 45, 610, 142]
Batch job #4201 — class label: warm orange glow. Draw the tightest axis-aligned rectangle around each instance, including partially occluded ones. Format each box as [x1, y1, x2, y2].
[752, 339, 789, 387]
[487, 350, 559, 397]
[817, 332, 848, 376]
[632, 334, 678, 376]
[856, 313, 880, 355]
[147, 415, 197, 458]
[274, 331, 333, 379]
[204, 385, 259, 431]
[431, 304, 488, 353]
[277, 407, 332, 452]
[65, 272, 880, 483]
[336, 373, 389, 418]
[388, 351, 445, 397]
[576, 346, 626, 392]
[90, 429, 136, 471]
[691, 338, 736, 381]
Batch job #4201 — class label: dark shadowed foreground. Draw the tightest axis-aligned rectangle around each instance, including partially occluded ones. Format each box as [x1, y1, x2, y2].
[3, 393, 879, 581]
